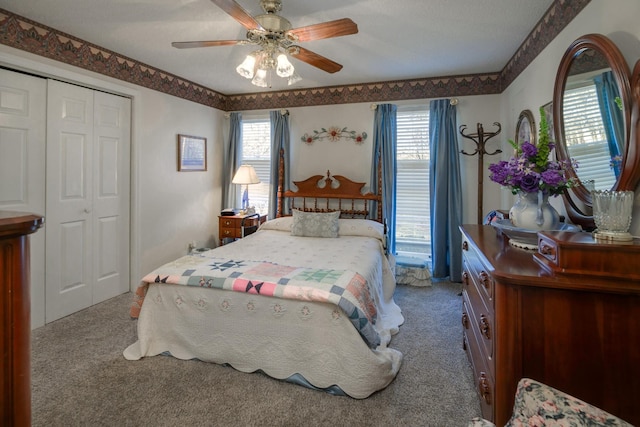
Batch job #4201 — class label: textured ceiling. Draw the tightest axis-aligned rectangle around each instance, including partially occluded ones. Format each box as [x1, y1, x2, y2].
[1, 0, 555, 95]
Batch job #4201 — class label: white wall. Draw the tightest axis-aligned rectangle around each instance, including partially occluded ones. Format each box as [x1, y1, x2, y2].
[501, 0, 640, 235]
[135, 88, 223, 276]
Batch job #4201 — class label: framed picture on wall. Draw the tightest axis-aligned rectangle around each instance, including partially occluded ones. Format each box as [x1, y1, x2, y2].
[177, 134, 207, 171]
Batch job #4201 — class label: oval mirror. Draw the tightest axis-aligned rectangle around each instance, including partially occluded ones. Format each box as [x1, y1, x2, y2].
[515, 109, 536, 146]
[553, 33, 632, 230]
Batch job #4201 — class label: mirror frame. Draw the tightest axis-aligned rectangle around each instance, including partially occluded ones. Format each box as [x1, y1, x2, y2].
[515, 109, 536, 146]
[553, 33, 634, 230]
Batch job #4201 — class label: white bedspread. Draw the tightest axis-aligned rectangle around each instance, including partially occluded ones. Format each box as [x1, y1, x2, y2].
[124, 220, 404, 398]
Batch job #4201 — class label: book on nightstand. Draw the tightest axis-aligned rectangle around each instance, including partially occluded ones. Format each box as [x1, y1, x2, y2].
[220, 208, 237, 216]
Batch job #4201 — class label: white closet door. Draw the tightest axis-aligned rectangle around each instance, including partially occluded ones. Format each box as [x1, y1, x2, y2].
[92, 90, 130, 304]
[0, 68, 47, 328]
[45, 80, 131, 322]
[46, 80, 95, 321]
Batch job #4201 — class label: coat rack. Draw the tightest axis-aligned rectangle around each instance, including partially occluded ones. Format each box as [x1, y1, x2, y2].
[459, 122, 502, 224]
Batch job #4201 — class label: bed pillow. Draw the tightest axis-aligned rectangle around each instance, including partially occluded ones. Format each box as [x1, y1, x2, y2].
[291, 210, 340, 238]
[259, 216, 293, 232]
[337, 219, 385, 242]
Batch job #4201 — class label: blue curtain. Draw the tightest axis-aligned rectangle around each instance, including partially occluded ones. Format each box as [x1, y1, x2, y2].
[222, 112, 242, 209]
[594, 71, 623, 177]
[370, 104, 397, 254]
[429, 99, 462, 282]
[269, 110, 290, 219]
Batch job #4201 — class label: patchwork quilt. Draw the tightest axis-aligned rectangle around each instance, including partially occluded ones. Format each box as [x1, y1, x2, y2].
[131, 254, 381, 348]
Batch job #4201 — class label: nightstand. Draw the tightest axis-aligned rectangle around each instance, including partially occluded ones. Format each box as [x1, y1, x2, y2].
[218, 213, 267, 245]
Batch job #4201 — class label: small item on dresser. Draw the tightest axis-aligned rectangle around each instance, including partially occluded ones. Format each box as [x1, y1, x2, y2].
[220, 208, 237, 216]
[490, 218, 579, 250]
[592, 190, 634, 242]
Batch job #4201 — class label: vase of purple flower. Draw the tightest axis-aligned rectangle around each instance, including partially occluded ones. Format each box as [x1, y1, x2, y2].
[488, 107, 577, 231]
[509, 190, 560, 230]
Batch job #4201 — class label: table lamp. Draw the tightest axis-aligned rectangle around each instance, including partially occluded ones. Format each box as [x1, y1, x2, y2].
[232, 165, 260, 211]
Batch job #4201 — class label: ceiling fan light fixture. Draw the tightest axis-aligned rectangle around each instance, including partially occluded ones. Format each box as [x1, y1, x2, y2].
[276, 53, 294, 77]
[174, 0, 356, 88]
[236, 53, 256, 79]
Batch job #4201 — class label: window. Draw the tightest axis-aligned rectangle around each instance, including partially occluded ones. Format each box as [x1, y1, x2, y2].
[241, 117, 271, 215]
[395, 107, 430, 259]
[563, 82, 616, 191]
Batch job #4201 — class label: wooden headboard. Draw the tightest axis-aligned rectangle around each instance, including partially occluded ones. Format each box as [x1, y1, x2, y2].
[276, 151, 383, 222]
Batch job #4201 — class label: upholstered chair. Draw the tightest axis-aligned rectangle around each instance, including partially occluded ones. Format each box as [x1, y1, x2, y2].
[468, 378, 633, 427]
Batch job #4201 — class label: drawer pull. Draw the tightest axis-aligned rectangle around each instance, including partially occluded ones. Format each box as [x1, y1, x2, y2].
[478, 372, 492, 404]
[479, 314, 491, 340]
[462, 241, 469, 251]
[479, 271, 491, 290]
[224, 230, 231, 236]
[462, 271, 469, 286]
[224, 220, 232, 226]
[540, 243, 555, 256]
[462, 312, 469, 329]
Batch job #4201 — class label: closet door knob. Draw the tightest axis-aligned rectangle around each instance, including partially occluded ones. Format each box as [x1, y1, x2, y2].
[84, 208, 91, 214]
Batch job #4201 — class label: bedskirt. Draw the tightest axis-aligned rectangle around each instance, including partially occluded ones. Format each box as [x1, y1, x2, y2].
[124, 282, 403, 398]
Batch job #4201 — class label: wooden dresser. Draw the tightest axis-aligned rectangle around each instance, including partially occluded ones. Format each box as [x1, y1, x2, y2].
[460, 225, 640, 426]
[1, 211, 44, 426]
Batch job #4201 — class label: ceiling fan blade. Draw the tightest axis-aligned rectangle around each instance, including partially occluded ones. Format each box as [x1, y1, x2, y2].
[172, 40, 242, 49]
[210, 0, 263, 31]
[287, 18, 358, 42]
[291, 47, 343, 73]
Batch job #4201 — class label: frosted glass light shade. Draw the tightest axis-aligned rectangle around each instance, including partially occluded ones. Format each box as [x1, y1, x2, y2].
[276, 53, 294, 77]
[251, 68, 268, 87]
[236, 55, 256, 79]
[287, 71, 302, 85]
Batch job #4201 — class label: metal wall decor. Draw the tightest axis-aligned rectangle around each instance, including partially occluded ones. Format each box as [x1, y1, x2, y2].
[301, 126, 367, 145]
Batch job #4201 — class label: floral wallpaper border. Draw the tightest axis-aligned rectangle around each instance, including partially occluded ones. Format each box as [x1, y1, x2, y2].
[0, 0, 590, 112]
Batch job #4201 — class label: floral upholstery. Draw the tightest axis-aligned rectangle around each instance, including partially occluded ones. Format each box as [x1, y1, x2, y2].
[469, 378, 633, 427]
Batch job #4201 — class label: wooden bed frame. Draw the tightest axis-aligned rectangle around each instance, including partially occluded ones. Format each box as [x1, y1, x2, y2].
[275, 149, 383, 222]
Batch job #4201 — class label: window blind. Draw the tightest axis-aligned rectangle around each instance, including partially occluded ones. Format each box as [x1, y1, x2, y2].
[241, 118, 271, 214]
[396, 108, 431, 257]
[563, 84, 616, 190]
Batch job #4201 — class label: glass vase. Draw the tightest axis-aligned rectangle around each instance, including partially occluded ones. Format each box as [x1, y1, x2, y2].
[592, 190, 634, 241]
[509, 191, 560, 231]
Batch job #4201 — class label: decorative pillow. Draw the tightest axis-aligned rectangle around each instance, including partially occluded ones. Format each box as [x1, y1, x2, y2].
[291, 210, 340, 238]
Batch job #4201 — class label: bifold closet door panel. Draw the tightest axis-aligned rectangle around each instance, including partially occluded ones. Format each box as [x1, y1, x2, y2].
[0, 68, 47, 328]
[46, 80, 94, 322]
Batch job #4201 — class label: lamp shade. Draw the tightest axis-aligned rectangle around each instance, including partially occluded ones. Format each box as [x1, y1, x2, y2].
[232, 165, 260, 185]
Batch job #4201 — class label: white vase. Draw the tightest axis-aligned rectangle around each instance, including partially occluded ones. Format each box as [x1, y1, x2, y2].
[509, 191, 560, 230]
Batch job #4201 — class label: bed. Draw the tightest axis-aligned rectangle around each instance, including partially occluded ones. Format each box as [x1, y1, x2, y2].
[123, 170, 404, 398]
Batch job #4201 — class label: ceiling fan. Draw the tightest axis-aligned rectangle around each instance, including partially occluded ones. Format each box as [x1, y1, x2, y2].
[171, 0, 358, 86]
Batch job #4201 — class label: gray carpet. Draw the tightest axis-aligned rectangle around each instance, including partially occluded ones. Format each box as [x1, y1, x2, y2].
[31, 282, 481, 426]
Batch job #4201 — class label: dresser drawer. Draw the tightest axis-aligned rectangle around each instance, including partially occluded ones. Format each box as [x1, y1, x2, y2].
[463, 298, 495, 421]
[462, 237, 494, 304]
[462, 284, 494, 366]
[219, 226, 240, 239]
[219, 217, 239, 229]
[462, 259, 492, 315]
